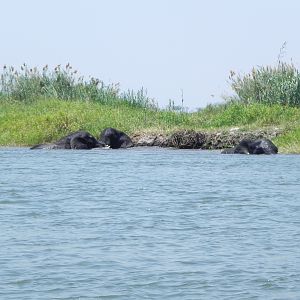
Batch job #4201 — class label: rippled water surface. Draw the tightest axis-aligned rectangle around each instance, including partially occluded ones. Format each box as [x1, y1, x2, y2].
[0, 147, 299, 299]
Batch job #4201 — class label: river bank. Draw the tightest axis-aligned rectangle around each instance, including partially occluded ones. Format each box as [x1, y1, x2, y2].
[0, 98, 299, 153]
[1, 63, 300, 153]
[132, 128, 282, 149]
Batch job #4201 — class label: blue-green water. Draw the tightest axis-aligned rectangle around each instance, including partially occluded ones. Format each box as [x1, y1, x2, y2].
[0, 147, 299, 300]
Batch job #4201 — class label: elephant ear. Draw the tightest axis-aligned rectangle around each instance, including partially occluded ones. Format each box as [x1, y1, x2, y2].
[70, 137, 91, 149]
[98, 127, 133, 148]
[233, 139, 251, 154]
[99, 128, 115, 146]
[119, 133, 134, 148]
[55, 137, 71, 149]
[251, 139, 278, 154]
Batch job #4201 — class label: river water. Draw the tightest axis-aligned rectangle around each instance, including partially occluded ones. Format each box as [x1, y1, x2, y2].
[0, 147, 299, 299]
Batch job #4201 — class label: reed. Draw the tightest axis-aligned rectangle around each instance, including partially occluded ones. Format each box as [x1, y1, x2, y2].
[0, 64, 155, 108]
[228, 62, 300, 106]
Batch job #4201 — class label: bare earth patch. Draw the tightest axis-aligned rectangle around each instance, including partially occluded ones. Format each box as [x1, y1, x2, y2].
[132, 128, 283, 149]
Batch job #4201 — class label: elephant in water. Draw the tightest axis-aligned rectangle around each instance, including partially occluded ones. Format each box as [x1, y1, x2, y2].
[99, 127, 133, 149]
[31, 131, 103, 150]
[221, 138, 278, 154]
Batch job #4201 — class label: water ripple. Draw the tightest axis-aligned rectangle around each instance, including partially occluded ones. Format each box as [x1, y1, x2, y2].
[0, 148, 299, 299]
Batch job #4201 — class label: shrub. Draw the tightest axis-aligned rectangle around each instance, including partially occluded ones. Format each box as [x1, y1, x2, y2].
[228, 62, 300, 106]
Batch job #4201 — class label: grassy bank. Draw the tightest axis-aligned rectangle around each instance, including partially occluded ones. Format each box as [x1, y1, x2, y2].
[1, 98, 300, 152]
[1, 63, 300, 153]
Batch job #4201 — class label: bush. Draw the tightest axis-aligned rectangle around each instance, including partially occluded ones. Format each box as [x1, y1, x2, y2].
[229, 62, 300, 106]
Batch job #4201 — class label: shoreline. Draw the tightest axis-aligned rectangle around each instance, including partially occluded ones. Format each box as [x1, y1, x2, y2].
[1, 99, 298, 153]
[0, 128, 285, 151]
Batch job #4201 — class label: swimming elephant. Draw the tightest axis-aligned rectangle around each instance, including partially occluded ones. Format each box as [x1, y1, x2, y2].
[99, 127, 133, 149]
[221, 138, 278, 154]
[31, 131, 103, 150]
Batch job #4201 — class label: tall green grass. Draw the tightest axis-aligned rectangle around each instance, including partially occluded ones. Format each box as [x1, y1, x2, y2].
[229, 62, 300, 106]
[196, 102, 300, 128]
[0, 64, 156, 108]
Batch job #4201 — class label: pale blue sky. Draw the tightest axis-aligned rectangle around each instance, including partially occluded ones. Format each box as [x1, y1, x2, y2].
[1, 0, 300, 108]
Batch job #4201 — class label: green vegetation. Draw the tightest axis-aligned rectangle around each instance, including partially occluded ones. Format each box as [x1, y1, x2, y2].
[1, 99, 300, 152]
[0, 64, 155, 108]
[229, 62, 300, 106]
[0, 63, 300, 153]
[0, 98, 185, 145]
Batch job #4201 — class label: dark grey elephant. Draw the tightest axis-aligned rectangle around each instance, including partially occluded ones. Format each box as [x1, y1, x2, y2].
[31, 131, 103, 150]
[99, 127, 133, 149]
[221, 138, 278, 154]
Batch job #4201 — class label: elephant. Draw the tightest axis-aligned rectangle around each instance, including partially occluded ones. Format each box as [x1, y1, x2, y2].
[99, 127, 133, 149]
[31, 131, 104, 150]
[221, 138, 278, 154]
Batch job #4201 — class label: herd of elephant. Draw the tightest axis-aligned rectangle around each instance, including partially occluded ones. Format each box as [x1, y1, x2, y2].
[30, 127, 279, 155]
